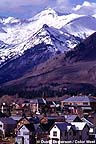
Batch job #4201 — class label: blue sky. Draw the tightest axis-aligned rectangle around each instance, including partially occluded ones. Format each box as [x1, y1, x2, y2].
[0, 0, 96, 18]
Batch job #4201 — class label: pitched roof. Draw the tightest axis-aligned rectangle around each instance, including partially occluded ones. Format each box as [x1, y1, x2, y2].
[17, 117, 30, 123]
[0, 118, 16, 125]
[10, 116, 22, 121]
[62, 96, 96, 103]
[29, 117, 40, 124]
[40, 119, 55, 132]
[55, 122, 73, 131]
[19, 123, 35, 132]
[25, 124, 35, 132]
[81, 117, 94, 127]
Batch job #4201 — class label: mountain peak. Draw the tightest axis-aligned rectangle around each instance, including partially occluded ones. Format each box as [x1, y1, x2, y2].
[41, 7, 57, 15]
[33, 7, 57, 20]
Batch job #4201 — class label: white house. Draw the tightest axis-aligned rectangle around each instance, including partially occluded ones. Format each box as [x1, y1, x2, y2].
[16, 123, 35, 144]
[0, 120, 4, 137]
[49, 121, 90, 144]
[49, 124, 60, 144]
[49, 122, 75, 144]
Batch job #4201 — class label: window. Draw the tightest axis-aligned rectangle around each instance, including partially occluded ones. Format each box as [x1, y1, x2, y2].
[0, 125, 2, 127]
[53, 131, 57, 137]
[87, 132, 89, 135]
[69, 132, 71, 135]
[23, 132, 29, 135]
[83, 102, 88, 105]
[79, 135, 82, 139]
[73, 131, 76, 136]
[65, 131, 67, 136]
[17, 131, 21, 135]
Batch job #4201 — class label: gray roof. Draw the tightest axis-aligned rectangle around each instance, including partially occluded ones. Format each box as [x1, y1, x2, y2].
[10, 116, 22, 121]
[0, 118, 16, 125]
[55, 122, 74, 131]
[65, 115, 79, 122]
[81, 117, 94, 127]
[62, 96, 96, 103]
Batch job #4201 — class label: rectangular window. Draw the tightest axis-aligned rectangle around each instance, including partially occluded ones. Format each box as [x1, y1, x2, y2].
[53, 131, 57, 137]
[83, 102, 88, 105]
[23, 132, 29, 135]
[0, 125, 2, 127]
[65, 131, 67, 136]
[69, 132, 71, 135]
[73, 131, 76, 136]
[79, 135, 82, 139]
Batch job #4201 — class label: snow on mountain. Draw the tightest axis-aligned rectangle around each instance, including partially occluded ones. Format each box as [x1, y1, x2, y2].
[0, 6, 96, 66]
[63, 16, 96, 39]
[22, 24, 80, 54]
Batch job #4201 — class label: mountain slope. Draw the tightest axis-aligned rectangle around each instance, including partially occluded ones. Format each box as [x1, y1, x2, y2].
[2, 32, 96, 93]
[1, 8, 96, 90]
[0, 23, 81, 84]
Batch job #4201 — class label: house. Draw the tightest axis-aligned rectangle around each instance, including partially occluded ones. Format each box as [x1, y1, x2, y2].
[71, 122, 89, 141]
[81, 117, 94, 139]
[88, 112, 96, 126]
[49, 122, 76, 144]
[61, 96, 96, 114]
[33, 117, 55, 143]
[16, 123, 35, 144]
[0, 117, 16, 137]
[36, 124, 50, 143]
[16, 117, 30, 132]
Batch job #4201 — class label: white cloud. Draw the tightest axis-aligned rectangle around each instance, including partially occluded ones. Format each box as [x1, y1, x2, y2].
[73, 1, 96, 15]
[55, 0, 96, 16]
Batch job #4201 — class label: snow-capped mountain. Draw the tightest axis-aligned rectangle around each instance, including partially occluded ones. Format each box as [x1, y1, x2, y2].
[0, 6, 96, 67]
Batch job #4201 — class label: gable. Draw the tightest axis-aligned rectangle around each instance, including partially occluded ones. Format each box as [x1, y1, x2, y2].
[83, 124, 90, 131]
[50, 125, 60, 132]
[73, 117, 82, 122]
[19, 125, 29, 133]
